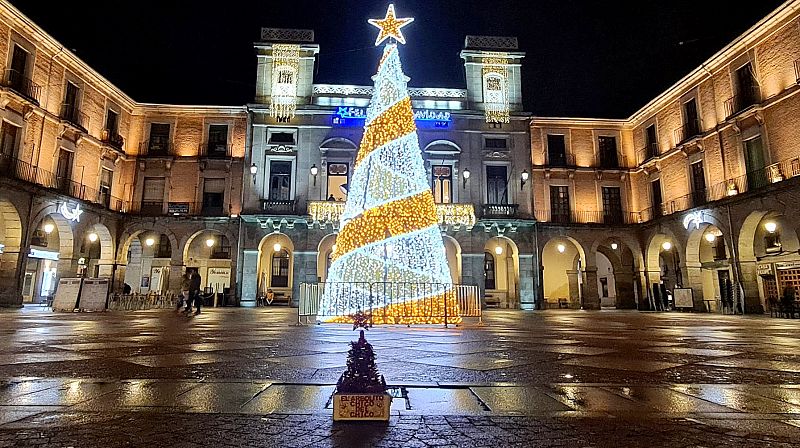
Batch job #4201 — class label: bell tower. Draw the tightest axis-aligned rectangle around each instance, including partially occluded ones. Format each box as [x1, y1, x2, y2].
[460, 36, 525, 122]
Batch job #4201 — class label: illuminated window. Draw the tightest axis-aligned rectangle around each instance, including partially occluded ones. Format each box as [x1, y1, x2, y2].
[271, 249, 290, 287]
[326, 162, 349, 201]
[431, 165, 452, 204]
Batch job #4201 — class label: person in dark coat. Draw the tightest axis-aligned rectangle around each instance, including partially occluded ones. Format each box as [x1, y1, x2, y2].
[782, 285, 796, 318]
[188, 269, 202, 315]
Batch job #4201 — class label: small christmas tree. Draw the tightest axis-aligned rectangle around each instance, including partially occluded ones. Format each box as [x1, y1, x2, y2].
[336, 310, 386, 394]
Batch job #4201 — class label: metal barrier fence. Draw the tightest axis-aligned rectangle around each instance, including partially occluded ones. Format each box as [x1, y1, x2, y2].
[109, 292, 179, 311]
[298, 282, 481, 327]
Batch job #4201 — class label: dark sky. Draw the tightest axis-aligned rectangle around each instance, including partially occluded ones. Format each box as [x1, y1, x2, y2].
[12, 0, 786, 118]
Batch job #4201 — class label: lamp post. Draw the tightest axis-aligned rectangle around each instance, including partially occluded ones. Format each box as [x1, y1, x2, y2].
[310, 164, 318, 186]
[520, 170, 529, 190]
[250, 163, 258, 184]
[462, 168, 470, 189]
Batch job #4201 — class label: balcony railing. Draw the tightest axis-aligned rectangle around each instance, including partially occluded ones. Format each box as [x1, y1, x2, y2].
[2, 69, 41, 104]
[674, 119, 702, 145]
[637, 156, 800, 223]
[261, 199, 296, 215]
[125, 201, 228, 217]
[598, 151, 621, 169]
[101, 129, 124, 150]
[547, 152, 576, 168]
[200, 142, 232, 158]
[59, 103, 88, 133]
[140, 140, 174, 157]
[534, 209, 639, 225]
[724, 85, 761, 119]
[481, 204, 519, 219]
[637, 142, 659, 164]
[0, 153, 125, 211]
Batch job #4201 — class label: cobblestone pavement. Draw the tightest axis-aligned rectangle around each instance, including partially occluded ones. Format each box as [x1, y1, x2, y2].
[1, 307, 799, 446]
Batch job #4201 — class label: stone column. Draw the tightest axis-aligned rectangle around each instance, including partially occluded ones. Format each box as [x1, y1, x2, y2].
[739, 260, 763, 314]
[168, 264, 183, 294]
[518, 254, 535, 310]
[240, 249, 259, 308]
[566, 270, 580, 309]
[582, 267, 601, 310]
[614, 270, 636, 309]
[461, 253, 485, 304]
[292, 251, 317, 308]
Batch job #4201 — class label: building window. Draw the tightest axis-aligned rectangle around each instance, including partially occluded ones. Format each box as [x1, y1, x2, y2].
[269, 160, 292, 201]
[207, 124, 229, 157]
[147, 123, 171, 156]
[0, 121, 20, 159]
[690, 161, 707, 206]
[61, 81, 82, 126]
[765, 231, 782, 254]
[431, 165, 453, 204]
[683, 98, 700, 139]
[650, 179, 663, 218]
[602, 186, 623, 224]
[141, 177, 165, 215]
[211, 236, 232, 260]
[202, 178, 225, 215]
[547, 134, 567, 167]
[484, 252, 496, 290]
[99, 168, 113, 207]
[486, 165, 508, 204]
[269, 131, 296, 145]
[156, 234, 172, 259]
[56, 148, 73, 192]
[645, 124, 658, 160]
[735, 62, 759, 109]
[484, 137, 507, 150]
[105, 109, 119, 135]
[600, 277, 609, 298]
[598, 136, 618, 168]
[743, 136, 767, 190]
[713, 237, 727, 261]
[326, 162, 349, 201]
[271, 249, 290, 287]
[550, 185, 571, 223]
[9, 44, 30, 91]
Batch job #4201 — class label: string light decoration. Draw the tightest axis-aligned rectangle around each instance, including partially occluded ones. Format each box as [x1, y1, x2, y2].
[368, 3, 414, 46]
[269, 44, 301, 121]
[320, 8, 458, 325]
[482, 53, 510, 124]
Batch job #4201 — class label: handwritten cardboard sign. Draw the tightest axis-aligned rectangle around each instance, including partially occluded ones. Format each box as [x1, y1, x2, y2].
[333, 393, 391, 421]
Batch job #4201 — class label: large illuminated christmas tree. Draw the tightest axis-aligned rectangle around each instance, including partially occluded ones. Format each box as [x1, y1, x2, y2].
[321, 4, 459, 324]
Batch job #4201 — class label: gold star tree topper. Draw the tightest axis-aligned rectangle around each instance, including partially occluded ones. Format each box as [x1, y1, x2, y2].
[368, 4, 414, 46]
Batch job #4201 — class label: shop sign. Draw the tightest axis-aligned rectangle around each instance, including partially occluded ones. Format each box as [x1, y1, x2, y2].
[167, 202, 190, 215]
[775, 261, 800, 270]
[207, 267, 231, 290]
[333, 107, 451, 128]
[757, 264, 773, 276]
[29, 248, 59, 261]
[59, 202, 83, 222]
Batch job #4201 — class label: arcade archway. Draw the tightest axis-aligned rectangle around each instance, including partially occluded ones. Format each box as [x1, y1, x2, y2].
[542, 237, 587, 309]
[483, 236, 519, 308]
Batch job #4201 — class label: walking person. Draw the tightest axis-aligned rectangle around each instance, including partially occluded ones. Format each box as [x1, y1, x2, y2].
[177, 270, 191, 312]
[188, 269, 202, 315]
[781, 285, 796, 318]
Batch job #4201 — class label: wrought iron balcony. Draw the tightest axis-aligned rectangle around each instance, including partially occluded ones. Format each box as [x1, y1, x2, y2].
[674, 119, 702, 145]
[481, 204, 519, 219]
[59, 103, 88, 132]
[2, 69, 41, 104]
[535, 209, 639, 225]
[724, 85, 761, 119]
[140, 140, 174, 157]
[547, 152, 576, 168]
[637, 142, 659, 164]
[200, 142, 232, 158]
[101, 129, 124, 150]
[261, 199, 296, 215]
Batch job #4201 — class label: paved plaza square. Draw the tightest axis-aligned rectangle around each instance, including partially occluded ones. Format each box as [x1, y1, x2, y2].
[0, 308, 799, 446]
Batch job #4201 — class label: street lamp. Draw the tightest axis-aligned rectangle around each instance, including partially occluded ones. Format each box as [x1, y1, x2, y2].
[611, 242, 618, 250]
[557, 243, 566, 253]
[310, 164, 318, 186]
[764, 221, 778, 233]
[43, 223, 54, 235]
[520, 170, 529, 190]
[462, 168, 470, 188]
[661, 241, 672, 251]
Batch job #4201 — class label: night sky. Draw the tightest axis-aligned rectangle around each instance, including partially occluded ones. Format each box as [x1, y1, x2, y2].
[12, 0, 786, 118]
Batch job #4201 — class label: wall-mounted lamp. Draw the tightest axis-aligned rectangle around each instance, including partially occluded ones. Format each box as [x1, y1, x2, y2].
[88, 232, 98, 243]
[205, 238, 215, 248]
[764, 221, 778, 233]
[310, 164, 318, 186]
[145, 237, 155, 247]
[462, 168, 471, 188]
[704, 233, 717, 243]
[520, 170, 529, 190]
[557, 243, 566, 254]
[662, 241, 672, 251]
[494, 245, 503, 255]
[273, 243, 282, 253]
[611, 242, 618, 250]
[43, 223, 54, 235]
[250, 163, 258, 184]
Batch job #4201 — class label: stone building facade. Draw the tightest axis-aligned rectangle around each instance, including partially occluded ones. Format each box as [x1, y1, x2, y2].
[1, 0, 800, 315]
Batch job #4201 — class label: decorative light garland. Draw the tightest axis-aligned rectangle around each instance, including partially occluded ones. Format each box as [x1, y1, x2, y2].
[482, 53, 510, 124]
[320, 12, 458, 324]
[269, 44, 301, 121]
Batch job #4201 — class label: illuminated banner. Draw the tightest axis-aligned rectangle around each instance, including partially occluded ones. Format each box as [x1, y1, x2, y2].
[333, 107, 451, 128]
